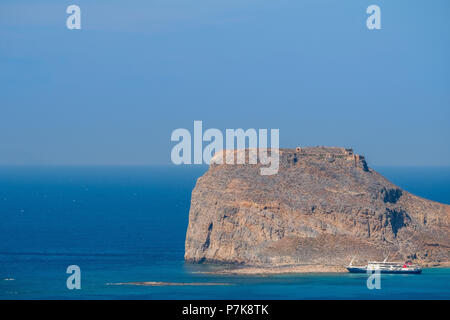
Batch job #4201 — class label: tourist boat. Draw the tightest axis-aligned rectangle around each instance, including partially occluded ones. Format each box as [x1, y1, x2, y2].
[346, 256, 422, 274]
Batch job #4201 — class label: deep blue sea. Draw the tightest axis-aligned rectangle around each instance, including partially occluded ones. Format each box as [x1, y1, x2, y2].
[0, 166, 449, 299]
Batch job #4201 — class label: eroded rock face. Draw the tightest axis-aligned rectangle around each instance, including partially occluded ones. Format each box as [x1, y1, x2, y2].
[185, 147, 450, 266]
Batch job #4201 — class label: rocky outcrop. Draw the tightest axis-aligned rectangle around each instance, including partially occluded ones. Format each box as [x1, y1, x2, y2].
[185, 147, 450, 267]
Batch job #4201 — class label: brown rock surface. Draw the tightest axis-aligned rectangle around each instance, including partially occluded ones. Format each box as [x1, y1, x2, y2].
[185, 147, 450, 267]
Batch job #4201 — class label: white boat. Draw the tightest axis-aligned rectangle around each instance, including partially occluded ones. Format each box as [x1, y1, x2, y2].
[346, 256, 422, 274]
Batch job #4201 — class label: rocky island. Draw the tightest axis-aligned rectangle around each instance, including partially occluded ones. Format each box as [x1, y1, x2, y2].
[185, 147, 450, 273]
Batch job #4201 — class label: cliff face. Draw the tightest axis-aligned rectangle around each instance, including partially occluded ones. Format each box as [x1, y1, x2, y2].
[185, 147, 450, 267]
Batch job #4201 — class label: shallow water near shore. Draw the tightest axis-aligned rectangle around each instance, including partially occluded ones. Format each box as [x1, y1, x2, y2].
[0, 166, 449, 299]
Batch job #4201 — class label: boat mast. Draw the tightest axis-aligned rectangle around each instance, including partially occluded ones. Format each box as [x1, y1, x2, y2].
[349, 256, 356, 266]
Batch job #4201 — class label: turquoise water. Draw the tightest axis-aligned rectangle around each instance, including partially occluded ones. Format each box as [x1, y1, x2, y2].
[0, 166, 449, 299]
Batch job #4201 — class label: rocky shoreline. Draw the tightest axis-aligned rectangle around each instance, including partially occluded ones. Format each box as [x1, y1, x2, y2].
[197, 263, 450, 276]
[200, 264, 347, 275]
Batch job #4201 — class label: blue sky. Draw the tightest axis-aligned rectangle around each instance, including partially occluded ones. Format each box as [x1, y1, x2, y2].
[1, 0, 449, 166]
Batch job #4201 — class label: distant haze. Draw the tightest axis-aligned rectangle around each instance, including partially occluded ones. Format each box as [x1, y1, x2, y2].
[1, 0, 449, 166]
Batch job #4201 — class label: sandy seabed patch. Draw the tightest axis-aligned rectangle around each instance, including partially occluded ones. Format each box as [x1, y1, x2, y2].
[108, 281, 232, 286]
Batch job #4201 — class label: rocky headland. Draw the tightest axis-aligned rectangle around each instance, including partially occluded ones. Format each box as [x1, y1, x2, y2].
[185, 147, 450, 273]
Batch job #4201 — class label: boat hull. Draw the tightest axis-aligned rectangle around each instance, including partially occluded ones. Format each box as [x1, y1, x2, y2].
[346, 267, 422, 274]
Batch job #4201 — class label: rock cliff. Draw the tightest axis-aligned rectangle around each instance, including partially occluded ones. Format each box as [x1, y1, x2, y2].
[185, 147, 450, 267]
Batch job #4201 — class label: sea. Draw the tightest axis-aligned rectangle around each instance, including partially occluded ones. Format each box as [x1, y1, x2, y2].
[0, 166, 449, 299]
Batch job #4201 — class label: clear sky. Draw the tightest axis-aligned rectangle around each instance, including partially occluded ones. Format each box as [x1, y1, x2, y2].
[1, 0, 449, 166]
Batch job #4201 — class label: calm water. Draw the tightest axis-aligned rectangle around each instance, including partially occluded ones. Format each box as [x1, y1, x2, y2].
[0, 166, 449, 299]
